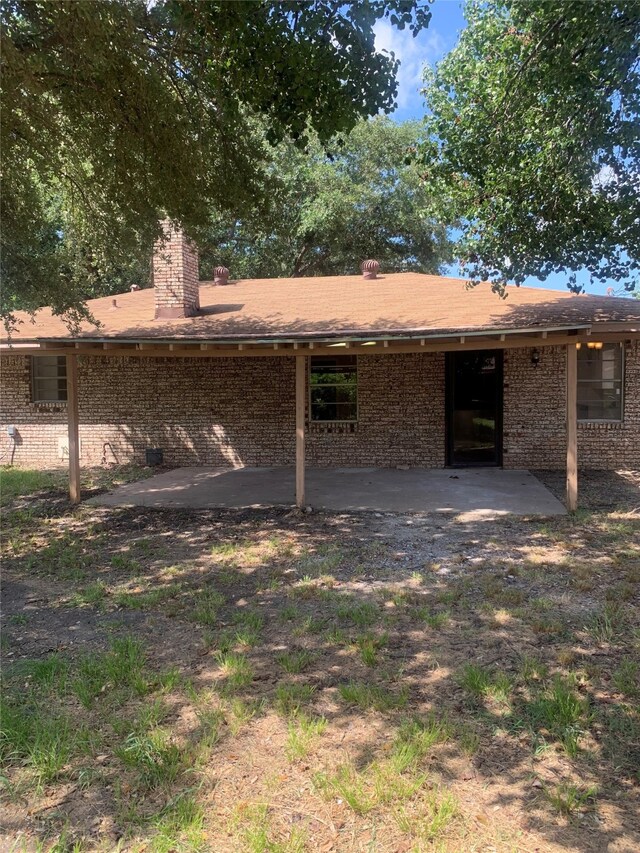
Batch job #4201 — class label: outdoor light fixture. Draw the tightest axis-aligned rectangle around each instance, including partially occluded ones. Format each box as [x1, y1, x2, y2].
[531, 348, 541, 368]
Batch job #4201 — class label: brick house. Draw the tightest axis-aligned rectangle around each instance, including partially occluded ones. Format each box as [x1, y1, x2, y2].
[1, 223, 639, 510]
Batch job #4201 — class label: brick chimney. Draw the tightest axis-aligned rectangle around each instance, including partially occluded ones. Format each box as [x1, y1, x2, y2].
[152, 220, 200, 318]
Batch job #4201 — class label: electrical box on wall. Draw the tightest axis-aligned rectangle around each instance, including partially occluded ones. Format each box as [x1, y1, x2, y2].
[7, 425, 16, 437]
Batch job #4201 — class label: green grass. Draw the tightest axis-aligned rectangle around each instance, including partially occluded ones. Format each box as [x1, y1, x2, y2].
[413, 607, 451, 629]
[116, 727, 187, 788]
[150, 791, 206, 853]
[314, 759, 428, 816]
[231, 610, 264, 648]
[112, 697, 171, 738]
[459, 664, 491, 696]
[114, 583, 181, 610]
[355, 632, 388, 666]
[0, 698, 94, 788]
[274, 683, 316, 716]
[224, 697, 261, 736]
[612, 658, 639, 698]
[395, 787, 458, 841]
[278, 604, 300, 622]
[0, 467, 65, 505]
[336, 600, 380, 628]
[459, 664, 512, 706]
[313, 765, 375, 815]
[72, 636, 150, 708]
[71, 581, 108, 607]
[275, 649, 314, 674]
[214, 651, 254, 690]
[526, 677, 590, 757]
[285, 713, 327, 760]
[338, 681, 409, 712]
[543, 781, 597, 817]
[235, 803, 307, 853]
[192, 587, 225, 627]
[391, 715, 451, 772]
[587, 603, 621, 643]
[7, 654, 70, 693]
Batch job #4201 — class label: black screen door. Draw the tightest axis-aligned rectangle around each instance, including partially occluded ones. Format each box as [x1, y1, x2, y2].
[446, 350, 503, 466]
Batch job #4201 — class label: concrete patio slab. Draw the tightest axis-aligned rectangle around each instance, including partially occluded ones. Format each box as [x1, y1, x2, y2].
[89, 466, 566, 517]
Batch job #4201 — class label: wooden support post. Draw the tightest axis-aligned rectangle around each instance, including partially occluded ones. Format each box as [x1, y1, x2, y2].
[295, 355, 306, 508]
[566, 343, 578, 512]
[66, 353, 81, 504]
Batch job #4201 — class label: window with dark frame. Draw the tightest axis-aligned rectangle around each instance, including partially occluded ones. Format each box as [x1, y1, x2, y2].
[32, 355, 68, 403]
[309, 355, 357, 422]
[577, 343, 623, 421]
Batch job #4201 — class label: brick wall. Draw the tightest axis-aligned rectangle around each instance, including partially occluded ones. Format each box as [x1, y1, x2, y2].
[1, 344, 638, 470]
[0, 352, 445, 469]
[503, 341, 640, 470]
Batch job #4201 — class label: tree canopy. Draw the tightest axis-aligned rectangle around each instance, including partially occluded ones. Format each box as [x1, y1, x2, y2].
[199, 117, 451, 280]
[418, 0, 640, 293]
[1, 0, 431, 321]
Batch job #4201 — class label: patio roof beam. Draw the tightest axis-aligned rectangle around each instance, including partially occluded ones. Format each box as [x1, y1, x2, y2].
[3, 330, 637, 359]
[66, 353, 81, 504]
[295, 355, 306, 508]
[566, 343, 578, 511]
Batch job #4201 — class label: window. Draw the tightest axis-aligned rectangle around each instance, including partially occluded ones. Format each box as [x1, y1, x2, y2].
[577, 343, 623, 421]
[32, 355, 67, 403]
[309, 355, 357, 422]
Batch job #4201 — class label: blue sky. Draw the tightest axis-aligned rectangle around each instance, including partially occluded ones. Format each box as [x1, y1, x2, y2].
[374, 1, 626, 296]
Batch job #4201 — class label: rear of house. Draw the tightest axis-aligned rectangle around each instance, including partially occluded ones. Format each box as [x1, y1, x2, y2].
[1, 224, 639, 508]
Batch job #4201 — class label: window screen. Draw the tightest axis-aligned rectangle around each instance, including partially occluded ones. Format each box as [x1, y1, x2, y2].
[32, 356, 68, 403]
[309, 355, 357, 422]
[577, 343, 623, 421]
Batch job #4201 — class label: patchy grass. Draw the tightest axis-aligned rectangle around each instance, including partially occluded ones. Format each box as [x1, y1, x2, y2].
[275, 649, 314, 674]
[285, 713, 327, 761]
[543, 781, 598, 818]
[1, 467, 639, 851]
[0, 467, 65, 504]
[338, 681, 409, 712]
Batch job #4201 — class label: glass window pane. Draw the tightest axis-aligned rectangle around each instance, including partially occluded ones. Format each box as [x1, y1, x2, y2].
[577, 344, 623, 421]
[32, 356, 67, 401]
[309, 356, 357, 422]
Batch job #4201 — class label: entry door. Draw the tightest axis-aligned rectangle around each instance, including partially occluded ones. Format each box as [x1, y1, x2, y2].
[446, 350, 503, 466]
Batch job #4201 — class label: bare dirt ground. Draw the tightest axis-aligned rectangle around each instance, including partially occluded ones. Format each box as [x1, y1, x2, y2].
[1, 467, 639, 852]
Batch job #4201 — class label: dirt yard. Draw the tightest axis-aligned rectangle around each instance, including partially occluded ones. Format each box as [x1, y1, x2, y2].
[1, 467, 639, 852]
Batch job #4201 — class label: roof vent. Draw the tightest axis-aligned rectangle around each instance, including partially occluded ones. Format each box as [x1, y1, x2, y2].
[130, 284, 140, 292]
[214, 266, 230, 285]
[361, 259, 380, 280]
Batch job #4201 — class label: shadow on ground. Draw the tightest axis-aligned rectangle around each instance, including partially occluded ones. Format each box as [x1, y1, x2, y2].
[1, 469, 639, 852]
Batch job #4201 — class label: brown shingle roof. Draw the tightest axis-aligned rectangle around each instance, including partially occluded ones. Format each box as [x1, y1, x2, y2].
[4, 273, 640, 343]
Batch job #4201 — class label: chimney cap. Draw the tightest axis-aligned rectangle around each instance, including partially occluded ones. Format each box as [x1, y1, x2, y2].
[361, 259, 380, 280]
[214, 265, 230, 285]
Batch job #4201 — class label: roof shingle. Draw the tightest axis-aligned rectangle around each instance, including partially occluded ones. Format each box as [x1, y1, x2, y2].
[4, 273, 639, 344]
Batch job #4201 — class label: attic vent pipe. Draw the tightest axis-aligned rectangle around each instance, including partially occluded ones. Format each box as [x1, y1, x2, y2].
[361, 259, 380, 280]
[214, 266, 230, 285]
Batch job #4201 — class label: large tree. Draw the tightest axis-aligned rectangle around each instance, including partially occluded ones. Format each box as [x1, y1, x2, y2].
[1, 0, 431, 321]
[418, 0, 640, 293]
[199, 117, 451, 280]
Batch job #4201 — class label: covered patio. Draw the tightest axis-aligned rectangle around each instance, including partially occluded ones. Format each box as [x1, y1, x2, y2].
[3, 224, 639, 508]
[88, 465, 566, 517]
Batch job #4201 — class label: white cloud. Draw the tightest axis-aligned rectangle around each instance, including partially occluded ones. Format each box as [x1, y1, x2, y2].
[374, 20, 447, 111]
